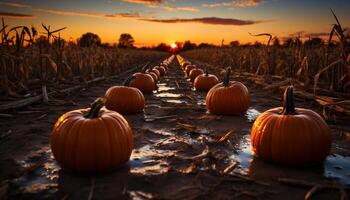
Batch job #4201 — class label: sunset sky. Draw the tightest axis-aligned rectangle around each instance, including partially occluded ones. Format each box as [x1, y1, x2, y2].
[1, 0, 350, 47]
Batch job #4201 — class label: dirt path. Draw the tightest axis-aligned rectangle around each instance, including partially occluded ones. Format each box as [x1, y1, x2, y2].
[0, 56, 349, 199]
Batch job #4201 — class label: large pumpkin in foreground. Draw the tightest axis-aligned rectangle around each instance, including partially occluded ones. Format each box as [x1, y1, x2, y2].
[51, 98, 133, 172]
[251, 86, 331, 166]
[206, 68, 250, 115]
[105, 77, 145, 114]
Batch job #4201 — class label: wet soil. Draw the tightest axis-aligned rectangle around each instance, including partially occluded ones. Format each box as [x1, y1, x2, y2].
[0, 57, 349, 199]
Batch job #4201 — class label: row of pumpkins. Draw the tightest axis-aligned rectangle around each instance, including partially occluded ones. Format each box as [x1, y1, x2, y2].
[51, 55, 175, 172]
[50, 54, 331, 173]
[176, 55, 332, 167]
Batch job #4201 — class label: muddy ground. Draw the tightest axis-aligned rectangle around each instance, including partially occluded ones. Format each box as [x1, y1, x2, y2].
[0, 56, 349, 200]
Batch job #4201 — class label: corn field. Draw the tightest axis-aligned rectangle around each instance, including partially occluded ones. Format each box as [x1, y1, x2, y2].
[0, 19, 166, 101]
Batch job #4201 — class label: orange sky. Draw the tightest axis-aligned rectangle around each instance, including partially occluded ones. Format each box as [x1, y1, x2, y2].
[1, 0, 349, 46]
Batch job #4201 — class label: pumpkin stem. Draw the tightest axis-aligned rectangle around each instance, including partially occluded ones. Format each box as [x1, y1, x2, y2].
[141, 62, 150, 73]
[85, 98, 105, 118]
[223, 67, 231, 87]
[282, 86, 297, 115]
[123, 76, 136, 86]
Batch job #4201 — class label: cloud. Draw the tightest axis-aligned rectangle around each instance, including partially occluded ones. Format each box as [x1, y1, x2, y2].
[104, 12, 140, 18]
[203, 0, 264, 8]
[162, 6, 198, 12]
[122, 0, 163, 5]
[0, 2, 31, 8]
[122, 0, 198, 12]
[140, 17, 261, 25]
[34, 8, 141, 19]
[0, 12, 34, 18]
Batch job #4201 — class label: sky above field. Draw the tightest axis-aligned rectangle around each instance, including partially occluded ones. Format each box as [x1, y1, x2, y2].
[1, 0, 350, 46]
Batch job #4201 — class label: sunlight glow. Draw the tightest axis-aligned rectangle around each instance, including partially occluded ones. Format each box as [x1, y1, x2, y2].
[170, 43, 177, 49]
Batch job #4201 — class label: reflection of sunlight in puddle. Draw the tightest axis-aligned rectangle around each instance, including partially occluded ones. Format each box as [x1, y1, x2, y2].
[229, 135, 350, 185]
[229, 135, 252, 175]
[16, 148, 60, 193]
[324, 154, 350, 185]
[155, 92, 181, 98]
[164, 99, 187, 104]
[157, 85, 176, 92]
[197, 99, 206, 106]
[129, 145, 172, 175]
[245, 108, 261, 123]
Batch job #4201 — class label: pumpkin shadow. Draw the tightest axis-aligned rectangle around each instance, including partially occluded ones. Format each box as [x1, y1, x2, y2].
[248, 157, 326, 183]
[57, 164, 131, 199]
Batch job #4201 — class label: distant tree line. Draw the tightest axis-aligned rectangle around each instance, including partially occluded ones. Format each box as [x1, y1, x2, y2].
[61, 31, 341, 52]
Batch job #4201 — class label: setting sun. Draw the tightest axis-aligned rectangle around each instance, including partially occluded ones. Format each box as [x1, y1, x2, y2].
[170, 43, 177, 49]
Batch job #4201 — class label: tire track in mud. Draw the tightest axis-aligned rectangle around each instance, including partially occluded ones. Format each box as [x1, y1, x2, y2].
[2, 56, 350, 199]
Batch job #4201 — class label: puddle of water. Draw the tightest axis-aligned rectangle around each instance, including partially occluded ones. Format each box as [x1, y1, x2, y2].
[157, 85, 176, 92]
[155, 93, 181, 98]
[197, 99, 206, 106]
[229, 135, 252, 175]
[163, 99, 187, 104]
[15, 148, 60, 194]
[129, 145, 172, 175]
[229, 134, 350, 185]
[324, 154, 350, 185]
[245, 108, 261, 123]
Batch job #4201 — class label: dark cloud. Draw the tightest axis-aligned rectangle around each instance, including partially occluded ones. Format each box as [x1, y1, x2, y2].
[0, 12, 34, 18]
[122, 0, 164, 5]
[140, 17, 261, 26]
[104, 12, 140, 18]
[0, 2, 31, 8]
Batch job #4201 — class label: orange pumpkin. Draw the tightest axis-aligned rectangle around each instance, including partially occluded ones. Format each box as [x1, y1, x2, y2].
[185, 65, 196, 76]
[189, 68, 204, 82]
[127, 64, 155, 94]
[105, 77, 145, 114]
[149, 68, 161, 80]
[182, 62, 191, 70]
[194, 71, 219, 91]
[159, 63, 168, 70]
[206, 68, 250, 115]
[51, 98, 133, 172]
[251, 86, 331, 166]
[155, 66, 166, 76]
[147, 70, 159, 84]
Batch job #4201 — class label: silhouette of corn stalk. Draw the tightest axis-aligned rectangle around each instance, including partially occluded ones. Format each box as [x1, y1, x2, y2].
[313, 9, 350, 95]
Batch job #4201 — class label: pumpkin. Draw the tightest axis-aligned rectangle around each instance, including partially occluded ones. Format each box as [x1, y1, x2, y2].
[182, 62, 191, 70]
[185, 65, 196, 76]
[127, 64, 155, 94]
[251, 86, 331, 166]
[146, 70, 159, 84]
[206, 68, 250, 115]
[105, 77, 145, 114]
[189, 68, 204, 82]
[194, 71, 219, 91]
[159, 63, 168, 70]
[149, 68, 161, 80]
[155, 66, 166, 76]
[51, 98, 133, 172]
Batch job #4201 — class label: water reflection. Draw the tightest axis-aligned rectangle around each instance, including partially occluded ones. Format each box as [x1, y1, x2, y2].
[129, 145, 172, 175]
[230, 134, 350, 186]
[157, 85, 176, 92]
[163, 99, 187, 104]
[155, 93, 181, 98]
[245, 108, 261, 123]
